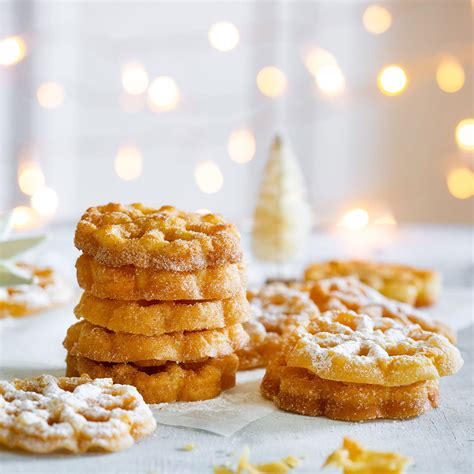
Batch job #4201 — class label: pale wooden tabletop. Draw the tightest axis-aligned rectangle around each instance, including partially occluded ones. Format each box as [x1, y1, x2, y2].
[1, 323, 471, 474]
[0, 225, 472, 473]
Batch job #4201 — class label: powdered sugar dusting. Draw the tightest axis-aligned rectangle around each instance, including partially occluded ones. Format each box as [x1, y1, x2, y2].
[285, 309, 463, 386]
[248, 282, 319, 333]
[0, 264, 72, 317]
[0, 374, 156, 453]
[311, 277, 455, 342]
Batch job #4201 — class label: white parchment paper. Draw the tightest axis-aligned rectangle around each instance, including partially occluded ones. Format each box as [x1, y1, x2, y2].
[150, 369, 276, 436]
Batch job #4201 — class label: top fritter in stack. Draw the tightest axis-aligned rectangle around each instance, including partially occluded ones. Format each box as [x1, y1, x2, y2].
[64, 203, 250, 403]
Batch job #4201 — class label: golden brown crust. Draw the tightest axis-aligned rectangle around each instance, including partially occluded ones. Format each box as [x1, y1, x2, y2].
[261, 356, 439, 421]
[310, 277, 456, 343]
[75, 292, 250, 336]
[66, 354, 239, 403]
[304, 260, 440, 307]
[74, 203, 242, 271]
[76, 254, 246, 301]
[237, 329, 282, 370]
[285, 310, 463, 387]
[0, 374, 156, 453]
[63, 320, 249, 363]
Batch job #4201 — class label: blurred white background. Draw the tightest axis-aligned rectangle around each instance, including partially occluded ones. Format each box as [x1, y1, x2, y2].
[0, 0, 473, 231]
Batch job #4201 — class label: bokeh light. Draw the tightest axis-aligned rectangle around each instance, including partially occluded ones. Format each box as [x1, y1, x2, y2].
[377, 65, 407, 96]
[455, 119, 474, 151]
[147, 76, 180, 112]
[31, 186, 58, 217]
[256, 66, 288, 98]
[228, 129, 256, 164]
[436, 59, 465, 93]
[315, 65, 345, 97]
[208, 22, 239, 52]
[338, 208, 370, 231]
[303, 48, 345, 97]
[194, 161, 224, 194]
[114, 146, 143, 181]
[121, 62, 149, 95]
[11, 206, 38, 230]
[0, 36, 26, 66]
[36, 82, 65, 109]
[447, 168, 474, 199]
[362, 5, 392, 34]
[304, 48, 338, 76]
[18, 162, 45, 196]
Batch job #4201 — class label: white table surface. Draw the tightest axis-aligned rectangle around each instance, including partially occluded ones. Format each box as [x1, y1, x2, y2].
[0, 224, 473, 473]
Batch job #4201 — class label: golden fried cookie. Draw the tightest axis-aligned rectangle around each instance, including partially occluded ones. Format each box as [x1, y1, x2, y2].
[285, 310, 463, 386]
[324, 437, 412, 473]
[74, 203, 242, 271]
[66, 354, 239, 403]
[0, 374, 156, 453]
[310, 277, 455, 343]
[0, 263, 72, 318]
[261, 356, 439, 421]
[237, 283, 320, 370]
[237, 321, 282, 371]
[76, 254, 246, 301]
[304, 260, 440, 307]
[75, 292, 250, 336]
[64, 320, 249, 363]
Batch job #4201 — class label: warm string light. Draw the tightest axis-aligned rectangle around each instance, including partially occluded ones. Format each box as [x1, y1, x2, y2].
[315, 65, 345, 97]
[18, 161, 45, 196]
[447, 168, 474, 199]
[228, 129, 256, 164]
[335, 206, 397, 257]
[362, 5, 392, 35]
[114, 145, 143, 181]
[436, 59, 465, 93]
[337, 208, 370, 231]
[194, 161, 224, 194]
[304, 48, 345, 97]
[304, 48, 337, 75]
[11, 206, 38, 230]
[36, 82, 65, 109]
[31, 186, 58, 217]
[121, 62, 149, 95]
[256, 66, 288, 98]
[17, 156, 58, 223]
[147, 76, 180, 112]
[0, 36, 26, 66]
[208, 22, 239, 52]
[377, 65, 407, 96]
[455, 119, 474, 151]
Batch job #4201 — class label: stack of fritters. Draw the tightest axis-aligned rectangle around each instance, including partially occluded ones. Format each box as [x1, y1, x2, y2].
[261, 309, 463, 421]
[261, 276, 463, 421]
[64, 203, 250, 403]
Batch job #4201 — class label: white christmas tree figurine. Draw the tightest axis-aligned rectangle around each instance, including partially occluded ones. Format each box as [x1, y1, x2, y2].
[252, 134, 312, 262]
